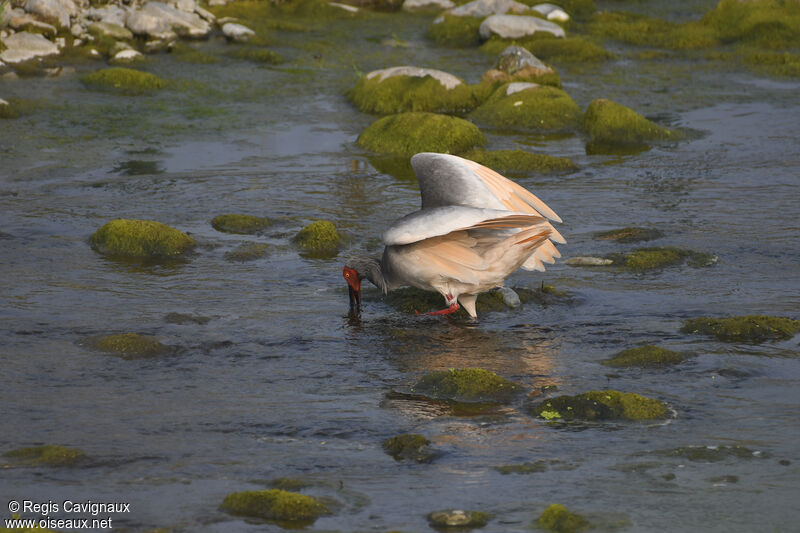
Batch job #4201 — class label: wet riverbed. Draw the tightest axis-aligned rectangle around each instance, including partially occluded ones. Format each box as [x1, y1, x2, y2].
[1, 2, 799, 532]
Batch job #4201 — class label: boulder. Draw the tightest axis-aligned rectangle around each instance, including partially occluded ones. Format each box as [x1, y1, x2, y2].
[358, 112, 486, 156]
[85, 5, 128, 26]
[126, 1, 210, 40]
[479, 14, 566, 40]
[0, 31, 60, 64]
[448, 0, 529, 18]
[402, 0, 454, 11]
[8, 13, 58, 38]
[496, 44, 550, 73]
[111, 48, 144, 64]
[470, 83, 582, 132]
[23, 0, 79, 29]
[88, 21, 134, 40]
[531, 2, 569, 22]
[221, 22, 255, 42]
[582, 98, 677, 145]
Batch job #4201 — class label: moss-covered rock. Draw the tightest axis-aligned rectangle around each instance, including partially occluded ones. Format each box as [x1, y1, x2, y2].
[170, 42, 221, 64]
[701, 0, 800, 49]
[582, 98, 678, 146]
[681, 315, 800, 343]
[220, 489, 329, 523]
[382, 433, 436, 463]
[225, 46, 283, 64]
[482, 44, 562, 87]
[90, 219, 195, 260]
[80, 67, 166, 95]
[427, 509, 491, 529]
[348, 67, 491, 115]
[427, 14, 484, 47]
[529, 390, 669, 421]
[661, 444, 766, 462]
[471, 84, 582, 132]
[494, 460, 548, 474]
[743, 50, 800, 77]
[605, 246, 716, 271]
[385, 285, 570, 315]
[594, 227, 664, 243]
[602, 345, 688, 368]
[358, 112, 486, 156]
[4, 445, 86, 467]
[535, 504, 590, 533]
[292, 220, 343, 258]
[411, 368, 523, 404]
[224, 242, 270, 262]
[587, 11, 719, 50]
[462, 149, 577, 174]
[481, 35, 613, 63]
[269, 477, 311, 491]
[85, 333, 170, 359]
[212, 214, 271, 234]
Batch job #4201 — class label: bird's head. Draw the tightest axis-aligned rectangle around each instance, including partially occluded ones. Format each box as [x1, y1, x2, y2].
[343, 265, 361, 310]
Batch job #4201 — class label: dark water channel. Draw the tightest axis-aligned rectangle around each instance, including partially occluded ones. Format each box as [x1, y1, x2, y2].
[1, 2, 799, 532]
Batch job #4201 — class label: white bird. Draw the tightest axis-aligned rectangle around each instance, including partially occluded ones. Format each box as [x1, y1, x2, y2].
[343, 152, 565, 318]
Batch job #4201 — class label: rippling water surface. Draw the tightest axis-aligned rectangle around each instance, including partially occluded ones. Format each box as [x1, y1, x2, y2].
[1, 2, 799, 532]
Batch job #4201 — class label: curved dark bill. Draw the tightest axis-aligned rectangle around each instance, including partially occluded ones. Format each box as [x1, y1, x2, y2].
[348, 285, 361, 309]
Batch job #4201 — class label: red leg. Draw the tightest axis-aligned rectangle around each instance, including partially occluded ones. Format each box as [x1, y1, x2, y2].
[415, 293, 460, 316]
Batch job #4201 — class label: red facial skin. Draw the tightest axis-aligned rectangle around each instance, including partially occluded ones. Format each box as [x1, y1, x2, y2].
[343, 266, 361, 308]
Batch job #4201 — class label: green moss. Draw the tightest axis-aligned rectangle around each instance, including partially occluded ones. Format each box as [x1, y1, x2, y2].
[743, 51, 800, 77]
[482, 65, 562, 88]
[411, 368, 522, 404]
[427, 509, 491, 528]
[594, 227, 664, 243]
[462, 149, 577, 174]
[0, 101, 18, 120]
[427, 15, 483, 47]
[587, 11, 719, 50]
[80, 67, 166, 95]
[87, 333, 169, 359]
[212, 214, 271, 234]
[536, 504, 590, 533]
[269, 477, 311, 491]
[385, 287, 447, 314]
[471, 84, 582, 132]
[382, 433, 435, 463]
[170, 42, 220, 64]
[90, 219, 195, 259]
[494, 460, 548, 474]
[602, 345, 688, 368]
[582, 98, 677, 145]
[385, 286, 569, 315]
[481, 35, 613, 63]
[226, 46, 283, 64]
[605, 246, 715, 271]
[681, 315, 800, 343]
[529, 390, 669, 421]
[701, 0, 800, 49]
[348, 73, 491, 115]
[662, 444, 765, 462]
[225, 242, 270, 262]
[220, 489, 329, 523]
[358, 112, 486, 156]
[292, 220, 343, 258]
[4, 445, 86, 467]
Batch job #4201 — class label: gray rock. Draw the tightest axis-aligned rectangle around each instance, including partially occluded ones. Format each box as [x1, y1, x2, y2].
[328, 2, 359, 12]
[0, 31, 60, 63]
[85, 5, 128, 26]
[479, 14, 566, 40]
[221, 22, 255, 42]
[126, 8, 176, 40]
[88, 21, 133, 40]
[126, 1, 210, 40]
[402, 0, 455, 11]
[8, 13, 58, 38]
[194, 5, 216, 23]
[532, 2, 569, 22]
[111, 48, 144, 63]
[496, 45, 549, 73]
[506, 81, 539, 95]
[497, 287, 521, 308]
[207, 0, 227, 6]
[23, 0, 79, 29]
[565, 256, 613, 267]
[449, 0, 529, 18]
[365, 65, 463, 90]
[165, 0, 197, 12]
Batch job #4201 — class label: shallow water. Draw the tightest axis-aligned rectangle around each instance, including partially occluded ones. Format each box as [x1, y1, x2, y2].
[1, 2, 800, 532]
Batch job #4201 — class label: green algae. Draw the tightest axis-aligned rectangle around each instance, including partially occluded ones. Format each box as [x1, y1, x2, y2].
[494, 460, 548, 474]
[90, 219, 195, 259]
[462, 149, 577, 174]
[481, 35, 613, 63]
[427, 509, 491, 529]
[743, 51, 800, 77]
[348, 73, 491, 115]
[224, 242, 270, 262]
[427, 14, 483, 47]
[701, 0, 800, 49]
[411, 368, 522, 404]
[269, 477, 311, 491]
[358, 112, 486, 156]
[587, 11, 719, 50]
[226, 46, 284, 64]
[535, 504, 590, 533]
[681, 315, 800, 343]
[382, 433, 436, 463]
[86, 333, 169, 359]
[212, 214, 271, 234]
[605, 247, 715, 271]
[594, 227, 663, 243]
[385, 285, 571, 315]
[602, 345, 688, 368]
[292, 220, 343, 258]
[661, 444, 766, 462]
[81, 67, 166, 95]
[4, 445, 86, 467]
[220, 489, 329, 523]
[582, 98, 677, 146]
[529, 390, 669, 421]
[471, 84, 582, 132]
[170, 42, 220, 64]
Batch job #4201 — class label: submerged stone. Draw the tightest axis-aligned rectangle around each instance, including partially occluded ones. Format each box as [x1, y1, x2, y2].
[382, 433, 436, 463]
[292, 220, 343, 258]
[269, 477, 311, 491]
[536, 503, 590, 533]
[681, 315, 800, 343]
[224, 242, 270, 262]
[587, 11, 719, 50]
[594, 227, 664, 243]
[601, 345, 688, 368]
[701, 0, 800, 49]
[529, 390, 669, 421]
[226, 46, 283, 64]
[358, 112, 486, 156]
[427, 509, 491, 528]
[605, 247, 716, 271]
[480, 35, 613, 63]
[85, 333, 170, 359]
[81, 67, 166, 95]
[582, 98, 677, 146]
[494, 460, 548, 474]
[471, 84, 582, 132]
[4, 445, 86, 467]
[462, 149, 577, 174]
[90, 219, 195, 259]
[411, 368, 522, 404]
[220, 489, 329, 523]
[661, 444, 766, 463]
[211, 214, 271, 234]
[743, 51, 800, 78]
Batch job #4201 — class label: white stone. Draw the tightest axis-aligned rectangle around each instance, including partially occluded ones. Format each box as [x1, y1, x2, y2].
[207, 0, 226, 6]
[328, 2, 358, 12]
[506, 81, 539, 95]
[54, 36, 65, 48]
[366, 66, 463, 90]
[23, 0, 79, 29]
[479, 14, 565, 40]
[221, 22, 255, 42]
[402, 0, 455, 11]
[449, 0, 529, 18]
[565, 257, 613, 266]
[194, 5, 216, 23]
[112, 48, 143, 62]
[0, 31, 60, 63]
[0, 98, 9, 106]
[166, 0, 197, 12]
[126, 1, 210, 39]
[532, 3, 569, 22]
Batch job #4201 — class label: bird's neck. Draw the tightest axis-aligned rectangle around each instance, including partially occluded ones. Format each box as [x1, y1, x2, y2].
[359, 256, 389, 295]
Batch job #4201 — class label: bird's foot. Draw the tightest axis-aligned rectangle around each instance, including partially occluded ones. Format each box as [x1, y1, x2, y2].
[418, 302, 460, 316]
